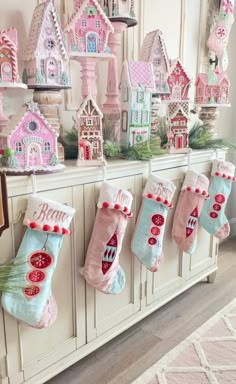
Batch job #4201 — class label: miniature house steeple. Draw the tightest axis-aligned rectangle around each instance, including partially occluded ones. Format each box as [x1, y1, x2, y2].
[23, 0, 69, 88]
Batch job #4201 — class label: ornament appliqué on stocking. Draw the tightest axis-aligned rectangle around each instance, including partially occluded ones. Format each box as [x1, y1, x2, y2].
[209, 194, 226, 219]
[102, 232, 118, 275]
[186, 207, 198, 238]
[148, 214, 165, 246]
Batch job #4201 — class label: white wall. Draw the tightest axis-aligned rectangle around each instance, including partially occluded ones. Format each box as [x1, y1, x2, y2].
[1, 0, 236, 223]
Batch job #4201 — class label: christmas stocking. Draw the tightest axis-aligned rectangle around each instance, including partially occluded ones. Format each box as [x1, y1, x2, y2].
[81, 182, 133, 294]
[199, 160, 235, 240]
[131, 174, 176, 272]
[172, 170, 209, 254]
[1, 195, 75, 328]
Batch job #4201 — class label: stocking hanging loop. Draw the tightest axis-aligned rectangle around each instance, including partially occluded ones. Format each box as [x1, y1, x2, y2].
[31, 173, 37, 195]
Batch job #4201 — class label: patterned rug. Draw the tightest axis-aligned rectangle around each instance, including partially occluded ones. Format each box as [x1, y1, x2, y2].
[133, 299, 236, 384]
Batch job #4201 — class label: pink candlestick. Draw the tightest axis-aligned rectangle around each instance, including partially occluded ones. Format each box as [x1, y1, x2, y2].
[103, 22, 127, 114]
[0, 91, 8, 134]
[75, 57, 98, 99]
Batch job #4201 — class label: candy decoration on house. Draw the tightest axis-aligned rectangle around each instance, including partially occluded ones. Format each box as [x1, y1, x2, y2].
[77, 95, 105, 166]
[141, 30, 170, 96]
[64, 0, 114, 99]
[81, 181, 133, 294]
[163, 59, 191, 102]
[0, 101, 64, 175]
[1, 194, 75, 328]
[120, 61, 155, 147]
[199, 159, 236, 240]
[167, 102, 191, 153]
[131, 174, 176, 272]
[23, 0, 70, 89]
[0, 28, 27, 135]
[172, 170, 210, 255]
[0, 172, 9, 236]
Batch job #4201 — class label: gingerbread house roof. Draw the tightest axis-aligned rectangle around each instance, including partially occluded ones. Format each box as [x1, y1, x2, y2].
[195, 72, 230, 86]
[169, 58, 191, 83]
[121, 61, 156, 91]
[0, 28, 18, 52]
[24, 0, 68, 61]
[141, 29, 170, 72]
[168, 102, 189, 119]
[0, 101, 58, 138]
[77, 95, 103, 118]
[64, 0, 114, 34]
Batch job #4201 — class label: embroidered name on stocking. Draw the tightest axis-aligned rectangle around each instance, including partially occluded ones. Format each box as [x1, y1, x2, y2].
[102, 232, 118, 275]
[186, 207, 198, 238]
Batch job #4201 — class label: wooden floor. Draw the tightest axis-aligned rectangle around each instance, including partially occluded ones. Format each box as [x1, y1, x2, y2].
[47, 238, 236, 384]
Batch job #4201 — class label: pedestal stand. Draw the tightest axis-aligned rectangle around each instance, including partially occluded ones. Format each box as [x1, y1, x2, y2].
[197, 104, 230, 134]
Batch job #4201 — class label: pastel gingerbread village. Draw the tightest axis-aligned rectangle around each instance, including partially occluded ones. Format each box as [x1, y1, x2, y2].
[0, 0, 233, 174]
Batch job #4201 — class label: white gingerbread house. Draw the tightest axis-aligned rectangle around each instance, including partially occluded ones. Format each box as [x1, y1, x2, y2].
[23, 0, 69, 88]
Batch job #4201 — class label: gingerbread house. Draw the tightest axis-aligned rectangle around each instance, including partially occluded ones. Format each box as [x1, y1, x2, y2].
[77, 95, 104, 165]
[141, 29, 170, 95]
[23, 0, 69, 88]
[163, 59, 191, 102]
[195, 72, 230, 105]
[64, 0, 114, 55]
[0, 28, 21, 84]
[98, 0, 136, 22]
[167, 102, 190, 154]
[0, 101, 62, 172]
[119, 61, 155, 147]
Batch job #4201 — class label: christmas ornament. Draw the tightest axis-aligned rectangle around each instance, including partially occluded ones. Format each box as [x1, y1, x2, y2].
[131, 174, 176, 272]
[172, 170, 210, 254]
[199, 159, 235, 240]
[81, 182, 133, 294]
[1, 195, 75, 328]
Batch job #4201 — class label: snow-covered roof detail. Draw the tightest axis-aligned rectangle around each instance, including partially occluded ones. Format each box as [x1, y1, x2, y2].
[77, 95, 103, 118]
[0, 101, 58, 138]
[24, 0, 68, 61]
[64, 0, 114, 34]
[168, 59, 191, 82]
[168, 102, 189, 119]
[141, 29, 170, 72]
[121, 61, 156, 91]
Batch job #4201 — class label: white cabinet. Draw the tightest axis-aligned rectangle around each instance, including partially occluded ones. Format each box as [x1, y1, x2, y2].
[0, 150, 225, 384]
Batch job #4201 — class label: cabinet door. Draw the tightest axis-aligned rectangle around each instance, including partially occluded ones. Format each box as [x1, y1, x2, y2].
[3, 188, 84, 383]
[146, 167, 185, 306]
[0, 199, 14, 384]
[85, 176, 142, 342]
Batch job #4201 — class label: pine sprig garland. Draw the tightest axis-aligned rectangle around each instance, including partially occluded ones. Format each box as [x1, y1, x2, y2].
[0, 258, 27, 293]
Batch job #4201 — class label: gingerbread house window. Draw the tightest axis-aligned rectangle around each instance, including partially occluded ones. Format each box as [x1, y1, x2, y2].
[82, 19, 87, 27]
[86, 118, 93, 126]
[15, 142, 22, 153]
[44, 142, 51, 152]
[45, 39, 55, 50]
[137, 91, 145, 103]
[121, 111, 128, 132]
[28, 121, 38, 132]
[95, 20, 101, 28]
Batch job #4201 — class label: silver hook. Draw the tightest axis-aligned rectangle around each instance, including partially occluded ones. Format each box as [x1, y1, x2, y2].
[102, 160, 107, 182]
[148, 159, 152, 176]
[215, 148, 220, 160]
[187, 151, 192, 170]
[31, 173, 37, 195]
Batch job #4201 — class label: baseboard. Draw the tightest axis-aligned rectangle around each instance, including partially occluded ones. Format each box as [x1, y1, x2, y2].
[229, 218, 236, 238]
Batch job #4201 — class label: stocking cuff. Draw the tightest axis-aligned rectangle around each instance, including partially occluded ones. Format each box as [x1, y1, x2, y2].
[23, 195, 75, 235]
[143, 175, 176, 208]
[181, 170, 210, 198]
[212, 160, 236, 180]
[97, 182, 133, 217]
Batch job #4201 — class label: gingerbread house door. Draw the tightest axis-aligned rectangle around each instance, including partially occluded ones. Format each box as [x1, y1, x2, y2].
[86, 33, 97, 53]
[1, 62, 13, 82]
[46, 58, 58, 84]
[27, 143, 42, 167]
[175, 134, 183, 149]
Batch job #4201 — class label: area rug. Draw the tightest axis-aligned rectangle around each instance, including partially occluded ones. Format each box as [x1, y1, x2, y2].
[133, 299, 236, 384]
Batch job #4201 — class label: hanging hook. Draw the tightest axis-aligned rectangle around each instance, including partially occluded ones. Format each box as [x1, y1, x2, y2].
[187, 151, 192, 170]
[31, 172, 37, 195]
[215, 148, 220, 160]
[148, 159, 152, 176]
[102, 159, 107, 182]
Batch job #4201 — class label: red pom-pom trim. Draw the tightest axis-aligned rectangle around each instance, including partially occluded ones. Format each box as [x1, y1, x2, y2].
[114, 204, 120, 210]
[62, 228, 68, 235]
[156, 196, 162, 202]
[53, 225, 60, 233]
[187, 186, 192, 192]
[30, 222, 37, 229]
[43, 224, 51, 232]
[103, 202, 109, 208]
[215, 172, 220, 176]
[123, 206, 128, 213]
[163, 199, 169, 205]
[195, 188, 200, 194]
[147, 193, 153, 199]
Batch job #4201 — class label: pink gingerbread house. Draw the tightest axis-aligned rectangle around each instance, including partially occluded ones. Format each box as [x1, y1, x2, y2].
[77, 95, 104, 166]
[0, 28, 21, 84]
[167, 102, 190, 154]
[141, 29, 170, 95]
[23, 0, 69, 88]
[195, 72, 230, 105]
[0, 101, 63, 173]
[64, 0, 114, 55]
[163, 59, 191, 102]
